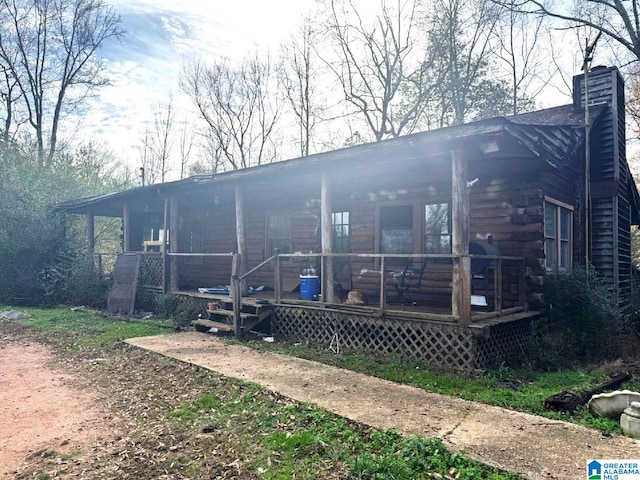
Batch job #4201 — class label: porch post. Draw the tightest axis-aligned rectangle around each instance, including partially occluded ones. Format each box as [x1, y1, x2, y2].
[321, 173, 334, 303]
[123, 203, 131, 252]
[162, 197, 169, 294]
[451, 150, 471, 324]
[169, 196, 179, 292]
[235, 186, 247, 294]
[87, 213, 95, 256]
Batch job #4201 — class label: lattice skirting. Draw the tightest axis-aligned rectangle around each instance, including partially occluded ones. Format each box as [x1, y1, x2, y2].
[138, 254, 163, 290]
[272, 306, 537, 370]
[135, 289, 209, 315]
[475, 318, 535, 367]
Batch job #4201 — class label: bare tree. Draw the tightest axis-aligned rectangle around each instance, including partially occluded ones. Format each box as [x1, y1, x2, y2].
[0, 53, 25, 145]
[494, 0, 640, 63]
[279, 18, 321, 157]
[138, 128, 155, 185]
[178, 115, 194, 180]
[181, 53, 281, 171]
[322, 0, 438, 142]
[492, 0, 550, 114]
[148, 96, 175, 183]
[427, 0, 511, 127]
[0, 0, 122, 165]
[187, 135, 224, 176]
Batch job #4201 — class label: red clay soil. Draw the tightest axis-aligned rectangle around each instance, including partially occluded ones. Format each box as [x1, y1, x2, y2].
[0, 343, 108, 478]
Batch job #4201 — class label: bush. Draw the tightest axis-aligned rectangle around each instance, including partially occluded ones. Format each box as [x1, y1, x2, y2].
[41, 250, 110, 308]
[529, 267, 620, 369]
[626, 269, 640, 338]
[155, 294, 182, 318]
[154, 294, 205, 330]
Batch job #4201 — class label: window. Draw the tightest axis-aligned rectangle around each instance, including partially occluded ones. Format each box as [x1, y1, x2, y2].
[267, 215, 291, 255]
[544, 198, 572, 271]
[379, 205, 414, 256]
[377, 202, 451, 265]
[332, 211, 350, 253]
[332, 211, 351, 283]
[424, 202, 451, 254]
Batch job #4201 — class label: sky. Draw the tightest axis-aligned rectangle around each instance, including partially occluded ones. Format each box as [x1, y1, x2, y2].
[76, 0, 626, 179]
[81, 0, 315, 173]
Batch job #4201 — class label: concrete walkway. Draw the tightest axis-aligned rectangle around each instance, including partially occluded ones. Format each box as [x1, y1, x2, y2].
[126, 332, 640, 480]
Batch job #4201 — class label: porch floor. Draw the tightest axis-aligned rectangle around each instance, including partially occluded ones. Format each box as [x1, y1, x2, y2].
[173, 289, 540, 327]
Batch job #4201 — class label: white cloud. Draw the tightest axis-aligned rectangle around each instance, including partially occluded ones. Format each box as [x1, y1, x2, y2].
[73, 0, 315, 175]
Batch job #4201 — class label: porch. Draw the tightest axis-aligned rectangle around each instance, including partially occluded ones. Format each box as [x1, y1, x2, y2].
[133, 249, 538, 369]
[139, 249, 528, 322]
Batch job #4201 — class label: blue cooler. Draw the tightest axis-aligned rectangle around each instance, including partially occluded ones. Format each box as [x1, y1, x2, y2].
[300, 275, 320, 300]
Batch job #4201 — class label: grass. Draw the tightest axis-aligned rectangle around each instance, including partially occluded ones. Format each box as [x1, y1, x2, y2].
[0, 305, 173, 350]
[170, 393, 525, 479]
[237, 340, 640, 434]
[1, 305, 524, 479]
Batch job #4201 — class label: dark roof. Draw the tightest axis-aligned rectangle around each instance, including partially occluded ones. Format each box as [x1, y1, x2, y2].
[56, 102, 602, 216]
[508, 103, 606, 126]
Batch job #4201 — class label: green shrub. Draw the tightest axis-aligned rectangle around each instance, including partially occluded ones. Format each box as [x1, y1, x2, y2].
[531, 267, 620, 369]
[154, 294, 182, 318]
[41, 251, 110, 308]
[625, 268, 640, 338]
[154, 294, 205, 330]
[174, 301, 206, 330]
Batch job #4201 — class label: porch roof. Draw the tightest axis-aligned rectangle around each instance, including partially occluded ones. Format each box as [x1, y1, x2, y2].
[56, 103, 599, 217]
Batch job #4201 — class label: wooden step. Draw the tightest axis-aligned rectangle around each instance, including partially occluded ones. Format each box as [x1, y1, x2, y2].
[208, 302, 272, 315]
[209, 309, 259, 321]
[192, 319, 234, 333]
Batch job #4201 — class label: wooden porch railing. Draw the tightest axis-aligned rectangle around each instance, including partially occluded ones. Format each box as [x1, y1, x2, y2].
[228, 252, 527, 332]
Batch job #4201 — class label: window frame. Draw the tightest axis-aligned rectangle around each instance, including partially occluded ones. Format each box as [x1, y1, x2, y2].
[374, 200, 452, 263]
[265, 214, 292, 258]
[423, 201, 452, 255]
[331, 211, 351, 254]
[544, 196, 573, 272]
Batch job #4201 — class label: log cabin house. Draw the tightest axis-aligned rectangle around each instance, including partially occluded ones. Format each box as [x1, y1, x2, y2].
[58, 66, 640, 369]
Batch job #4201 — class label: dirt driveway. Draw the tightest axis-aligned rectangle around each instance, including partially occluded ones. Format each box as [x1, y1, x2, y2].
[128, 332, 640, 480]
[0, 343, 108, 478]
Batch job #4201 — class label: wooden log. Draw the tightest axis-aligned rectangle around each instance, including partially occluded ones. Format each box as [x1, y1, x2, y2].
[169, 196, 179, 291]
[231, 254, 242, 338]
[321, 174, 334, 303]
[544, 373, 631, 413]
[235, 186, 247, 294]
[451, 150, 471, 323]
[162, 197, 169, 294]
[379, 256, 386, 309]
[494, 258, 502, 313]
[123, 203, 131, 252]
[275, 254, 282, 302]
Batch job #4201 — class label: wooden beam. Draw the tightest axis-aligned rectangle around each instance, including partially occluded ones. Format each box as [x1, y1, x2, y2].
[123, 203, 131, 252]
[169, 196, 179, 292]
[451, 150, 471, 323]
[231, 254, 242, 338]
[321, 173, 334, 303]
[235, 186, 247, 294]
[87, 213, 95, 256]
[494, 258, 502, 314]
[379, 256, 387, 310]
[274, 254, 282, 303]
[162, 197, 169, 294]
